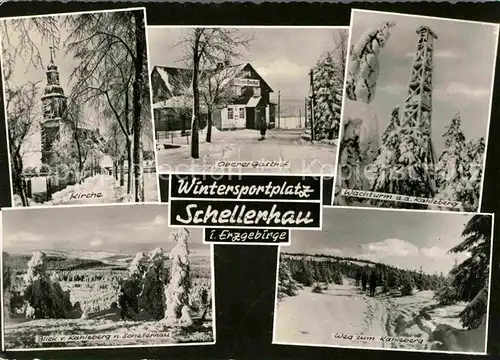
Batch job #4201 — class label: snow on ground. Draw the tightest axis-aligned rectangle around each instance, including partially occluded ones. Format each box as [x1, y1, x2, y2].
[14, 173, 159, 207]
[275, 278, 468, 351]
[157, 128, 337, 175]
[274, 278, 389, 348]
[4, 312, 214, 349]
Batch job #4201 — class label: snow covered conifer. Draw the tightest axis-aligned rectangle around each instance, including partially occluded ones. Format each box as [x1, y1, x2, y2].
[2, 252, 13, 319]
[433, 114, 484, 212]
[164, 228, 191, 322]
[139, 248, 168, 320]
[277, 258, 300, 300]
[346, 21, 395, 104]
[129, 252, 148, 278]
[311, 52, 344, 140]
[22, 251, 72, 319]
[369, 106, 433, 208]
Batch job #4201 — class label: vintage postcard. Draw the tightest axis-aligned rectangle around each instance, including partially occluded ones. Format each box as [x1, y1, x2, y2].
[0, 8, 160, 207]
[148, 26, 347, 175]
[273, 207, 493, 354]
[1, 204, 215, 351]
[334, 9, 499, 212]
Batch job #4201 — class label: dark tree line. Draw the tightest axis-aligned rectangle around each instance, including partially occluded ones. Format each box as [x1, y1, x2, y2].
[280, 254, 446, 295]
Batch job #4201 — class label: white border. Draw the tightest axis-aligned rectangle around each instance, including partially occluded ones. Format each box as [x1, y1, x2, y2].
[147, 25, 348, 177]
[271, 205, 495, 355]
[331, 8, 500, 213]
[202, 227, 291, 246]
[168, 173, 323, 231]
[0, 203, 216, 351]
[0, 7, 161, 209]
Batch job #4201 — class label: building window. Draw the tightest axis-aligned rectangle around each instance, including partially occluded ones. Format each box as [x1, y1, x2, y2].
[239, 108, 245, 119]
[254, 87, 261, 97]
[234, 86, 242, 96]
[228, 108, 234, 119]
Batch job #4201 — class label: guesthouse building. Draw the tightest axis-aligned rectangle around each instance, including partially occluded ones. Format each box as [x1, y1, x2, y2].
[151, 63, 276, 139]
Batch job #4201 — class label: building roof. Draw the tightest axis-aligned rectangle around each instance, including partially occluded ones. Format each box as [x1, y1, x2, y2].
[152, 63, 273, 101]
[246, 96, 262, 108]
[154, 66, 193, 97]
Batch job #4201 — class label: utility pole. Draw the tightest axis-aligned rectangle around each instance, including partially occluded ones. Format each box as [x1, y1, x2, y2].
[277, 90, 281, 129]
[309, 70, 315, 141]
[299, 108, 301, 128]
[304, 97, 308, 130]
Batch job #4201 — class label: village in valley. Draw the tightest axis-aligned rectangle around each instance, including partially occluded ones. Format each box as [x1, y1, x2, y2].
[148, 27, 348, 175]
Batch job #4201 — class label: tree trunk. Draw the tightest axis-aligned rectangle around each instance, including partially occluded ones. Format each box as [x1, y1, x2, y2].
[206, 109, 213, 143]
[191, 32, 201, 159]
[120, 157, 125, 187]
[126, 138, 132, 194]
[12, 154, 28, 206]
[132, 11, 145, 202]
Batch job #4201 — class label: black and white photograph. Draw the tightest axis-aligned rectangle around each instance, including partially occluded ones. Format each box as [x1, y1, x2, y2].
[0, 8, 159, 207]
[334, 10, 499, 212]
[1, 204, 215, 350]
[273, 207, 493, 354]
[148, 26, 347, 175]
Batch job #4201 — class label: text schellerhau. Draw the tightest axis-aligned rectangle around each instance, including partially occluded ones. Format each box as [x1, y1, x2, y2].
[169, 174, 322, 230]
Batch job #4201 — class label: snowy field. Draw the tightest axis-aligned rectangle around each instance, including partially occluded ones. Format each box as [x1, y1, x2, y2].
[156, 127, 337, 175]
[14, 174, 159, 207]
[4, 249, 214, 350]
[274, 278, 471, 351]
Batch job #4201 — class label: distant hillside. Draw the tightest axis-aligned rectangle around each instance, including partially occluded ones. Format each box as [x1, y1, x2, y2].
[7, 250, 211, 276]
[282, 252, 377, 268]
[272, 98, 307, 118]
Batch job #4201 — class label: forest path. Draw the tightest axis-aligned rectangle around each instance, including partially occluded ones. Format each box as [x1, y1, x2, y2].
[274, 278, 390, 347]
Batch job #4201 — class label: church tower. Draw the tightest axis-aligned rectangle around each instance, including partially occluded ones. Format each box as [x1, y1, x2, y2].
[40, 46, 68, 165]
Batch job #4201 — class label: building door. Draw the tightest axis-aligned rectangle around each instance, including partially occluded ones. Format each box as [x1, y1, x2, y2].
[255, 106, 266, 129]
[246, 108, 255, 129]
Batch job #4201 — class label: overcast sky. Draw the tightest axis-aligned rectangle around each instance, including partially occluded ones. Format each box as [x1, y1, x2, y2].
[287, 207, 483, 275]
[147, 26, 348, 103]
[1, 204, 209, 257]
[348, 10, 499, 155]
[1, 10, 154, 167]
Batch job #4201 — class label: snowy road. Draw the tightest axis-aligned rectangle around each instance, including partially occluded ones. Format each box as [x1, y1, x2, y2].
[274, 279, 390, 348]
[156, 128, 337, 175]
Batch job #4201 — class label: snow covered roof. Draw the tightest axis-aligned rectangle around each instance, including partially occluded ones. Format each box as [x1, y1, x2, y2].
[152, 63, 273, 100]
[153, 66, 193, 97]
[246, 96, 262, 108]
[153, 96, 193, 109]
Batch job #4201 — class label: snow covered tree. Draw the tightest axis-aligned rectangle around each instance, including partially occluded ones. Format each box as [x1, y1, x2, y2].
[333, 114, 366, 206]
[164, 228, 191, 322]
[310, 30, 347, 141]
[346, 21, 395, 104]
[22, 252, 72, 319]
[447, 215, 492, 329]
[3, 252, 13, 319]
[139, 248, 168, 320]
[335, 22, 395, 206]
[277, 258, 301, 300]
[368, 106, 434, 209]
[120, 252, 149, 314]
[432, 113, 483, 212]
